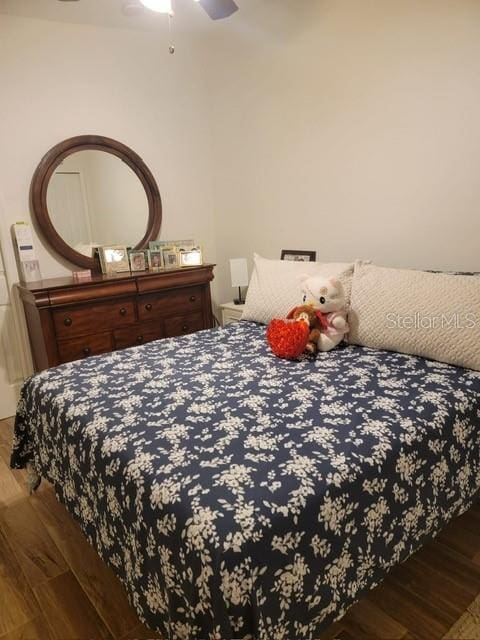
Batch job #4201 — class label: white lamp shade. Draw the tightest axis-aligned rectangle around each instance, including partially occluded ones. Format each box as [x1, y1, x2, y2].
[140, 0, 172, 13]
[230, 258, 249, 288]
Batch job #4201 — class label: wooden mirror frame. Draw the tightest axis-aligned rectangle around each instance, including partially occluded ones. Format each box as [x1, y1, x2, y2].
[30, 135, 162, 271]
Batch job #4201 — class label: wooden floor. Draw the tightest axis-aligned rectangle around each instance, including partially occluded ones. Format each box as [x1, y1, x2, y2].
[1, 416, 479, 640]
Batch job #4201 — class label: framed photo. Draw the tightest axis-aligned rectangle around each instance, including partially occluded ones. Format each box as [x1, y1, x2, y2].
[178, 247, 203, 267]
[281, 249, 317, 262]
[149, 239, 195, 252]
[100, 246, 130, 275]
[162, 248, 179, 269]
[148, 250, 164, 270]
[173, 239, 196, 252]
[129, 250, 147, 272]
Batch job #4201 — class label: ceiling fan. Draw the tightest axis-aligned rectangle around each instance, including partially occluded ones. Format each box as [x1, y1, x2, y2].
[58, 0, 239, 21]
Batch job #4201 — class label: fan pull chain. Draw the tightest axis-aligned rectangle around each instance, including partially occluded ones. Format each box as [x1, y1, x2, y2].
[168, 2, 175, 54]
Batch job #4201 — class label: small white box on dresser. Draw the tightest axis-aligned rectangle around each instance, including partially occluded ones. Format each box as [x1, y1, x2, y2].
[220, 301, 245, 326]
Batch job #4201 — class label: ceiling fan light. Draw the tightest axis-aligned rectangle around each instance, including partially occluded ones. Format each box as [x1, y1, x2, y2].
[139, 0, 172, 13]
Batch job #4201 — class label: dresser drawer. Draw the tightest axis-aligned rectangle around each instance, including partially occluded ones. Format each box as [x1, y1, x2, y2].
[114, 323, 165, 350]
[53, 299, 136, 339]
[164, 312, 204, 338]
[58, 332, 113, 363]
[138, 286, 202, 322]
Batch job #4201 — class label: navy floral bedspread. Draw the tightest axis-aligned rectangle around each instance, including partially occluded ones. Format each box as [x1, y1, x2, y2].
[11, 321, 480, 640]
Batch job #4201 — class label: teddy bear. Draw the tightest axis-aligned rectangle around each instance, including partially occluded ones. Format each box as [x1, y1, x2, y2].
[300, 275, 349, 352]
[286, 304, 322, 355]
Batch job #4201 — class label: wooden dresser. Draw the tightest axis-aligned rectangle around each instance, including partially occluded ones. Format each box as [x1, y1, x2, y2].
[17, 264, 215, 371]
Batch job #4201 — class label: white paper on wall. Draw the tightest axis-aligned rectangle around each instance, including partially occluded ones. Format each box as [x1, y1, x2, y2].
[12, 223, 42, 283]
[13, 223, 36, 262]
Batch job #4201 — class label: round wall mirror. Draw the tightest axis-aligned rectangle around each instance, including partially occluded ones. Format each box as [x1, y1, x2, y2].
[31, 135, 162, 271]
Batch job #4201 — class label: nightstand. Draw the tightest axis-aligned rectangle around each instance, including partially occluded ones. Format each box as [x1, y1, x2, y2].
[220, 301, 245, 326]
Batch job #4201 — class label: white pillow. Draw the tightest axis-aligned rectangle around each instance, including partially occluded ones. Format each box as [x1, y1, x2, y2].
[242, 254, 354, 325]
[348, 261, 480, 371]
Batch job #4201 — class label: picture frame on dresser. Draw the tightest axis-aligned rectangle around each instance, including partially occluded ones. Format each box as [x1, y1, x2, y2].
[100, 246, 130, 275]
[148, 250, 164, 270]
[179, 247, 203, 267]
[129, 250, 148, 272]
[162, 248, 179, 269]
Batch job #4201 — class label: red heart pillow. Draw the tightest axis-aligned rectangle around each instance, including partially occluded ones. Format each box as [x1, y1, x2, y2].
[266, 319, 309, 360]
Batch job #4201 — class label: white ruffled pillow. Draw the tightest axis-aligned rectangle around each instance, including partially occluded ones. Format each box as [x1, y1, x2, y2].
[242, 254, 354, 325]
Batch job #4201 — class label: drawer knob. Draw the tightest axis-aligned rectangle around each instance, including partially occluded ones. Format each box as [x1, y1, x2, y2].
[119, 307, 127, 316]
[64, 317, 73, 327]
[189, 295, 196, 302]
[137, 335, 144, 344]
[145, 303, 153, 312]
[182, 324, 189, 332]
[82, 347, 91, 357]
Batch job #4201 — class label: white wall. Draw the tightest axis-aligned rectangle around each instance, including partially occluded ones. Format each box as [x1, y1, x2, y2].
[208, 0, 480, 302]
[3, 1, 480, 371]
[0, 13, 218, 388]
[0, 13, 216, 282]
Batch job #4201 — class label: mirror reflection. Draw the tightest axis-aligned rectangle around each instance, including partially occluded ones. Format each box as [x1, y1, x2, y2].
[46, 150, 149, 257]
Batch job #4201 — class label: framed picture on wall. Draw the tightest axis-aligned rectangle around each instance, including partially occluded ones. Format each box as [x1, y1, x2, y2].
[281, 249, 317, 262]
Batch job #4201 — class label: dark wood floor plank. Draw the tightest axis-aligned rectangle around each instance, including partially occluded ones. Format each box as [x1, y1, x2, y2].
[33, 571, 112, 640]
[0, 444, 31, 502]
[0, 615, 53, 640]
[0, 453, 24, 508]
[367, 579, 453, 640]
[0, 443, 13, 466]
[342, 597, 407, 639]
[0, 418, 14, 446]
[333, 630, 358, 640]
[0, 498, 68, 589]
[0, 422, 34, 499]
[0, 527, 40, 636]
[437, 519, 480, 560]
[31, 488, 140, 639]
[413, 539, 480, 597]
[120, 623, 163, 639]
[388, 555, 473, 621]
[318, 621, 347, 640]
[456, 507, 480, 531]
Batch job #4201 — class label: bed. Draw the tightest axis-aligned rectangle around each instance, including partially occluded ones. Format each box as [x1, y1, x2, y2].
[11, 320, 480, 640]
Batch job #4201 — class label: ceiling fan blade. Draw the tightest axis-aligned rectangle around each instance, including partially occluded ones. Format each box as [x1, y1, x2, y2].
[198, 0, 238, 20]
